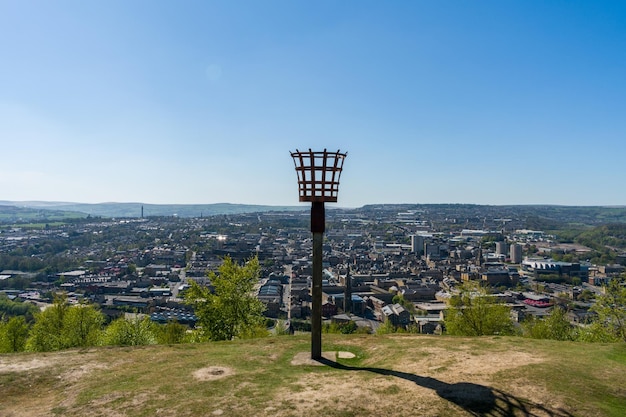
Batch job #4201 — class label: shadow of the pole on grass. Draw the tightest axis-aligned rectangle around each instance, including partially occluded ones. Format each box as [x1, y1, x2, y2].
[316, 358, 573, 417]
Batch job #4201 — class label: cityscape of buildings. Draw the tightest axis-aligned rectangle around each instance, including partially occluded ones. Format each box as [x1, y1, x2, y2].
[2, 204, 623, 334]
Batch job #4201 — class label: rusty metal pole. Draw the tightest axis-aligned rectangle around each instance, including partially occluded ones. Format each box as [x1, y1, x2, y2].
[310, 201, 325, 360]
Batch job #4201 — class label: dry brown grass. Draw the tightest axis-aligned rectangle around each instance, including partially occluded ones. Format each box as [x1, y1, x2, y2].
[1, 335, 625, 416]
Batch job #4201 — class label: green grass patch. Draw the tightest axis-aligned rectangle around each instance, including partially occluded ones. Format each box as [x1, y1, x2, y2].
[2, 335, 626, 416]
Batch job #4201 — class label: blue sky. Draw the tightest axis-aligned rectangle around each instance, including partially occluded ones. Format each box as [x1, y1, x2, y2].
[1, 1, 625, 207]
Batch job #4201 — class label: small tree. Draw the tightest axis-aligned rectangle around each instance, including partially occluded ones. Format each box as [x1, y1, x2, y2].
[0, 316, 29, 353]
[185, 256, 265, 341]
[63, 303, 105, 348]
[523, 307, 576, 341]
[578, 289, 596, 302]
[26, 296, 105, 351]
[392, 293, 416, 314]
[577, 322, 620, 343]
[376, 319, 397, 335]
[156, 320, 188, 344]
[26, 294, 69, 351]
[590, 278, 626, 341]
[0, 293, 39, 321]
[445, 283, 515, 336]
[101, 316, 157, 346]
[323, 321, 357, 334]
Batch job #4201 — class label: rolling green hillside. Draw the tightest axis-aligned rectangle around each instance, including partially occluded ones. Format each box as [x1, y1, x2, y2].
[575, 224, 626, 251]
[0, 204, 86, 225]
[0, 201, 306, 219]
[1, 334, 625, 417]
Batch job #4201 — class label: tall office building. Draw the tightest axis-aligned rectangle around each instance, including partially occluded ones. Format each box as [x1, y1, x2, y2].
[495, 241, 508, 257]
[510, 244, 523, 264]
[425, 242, 441, 260]
[411, 235, 424, 255]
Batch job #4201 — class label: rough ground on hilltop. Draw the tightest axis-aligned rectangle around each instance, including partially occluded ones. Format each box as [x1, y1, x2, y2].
[0, 336, 612, 417]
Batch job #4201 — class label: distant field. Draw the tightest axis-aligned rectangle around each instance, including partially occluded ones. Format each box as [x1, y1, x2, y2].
[0, 201, 307, 219]
[0, 205, 86, 225]
[3, 201, 626, 223]
[0, 222, 69, 229]
[1, 334, 625, 416]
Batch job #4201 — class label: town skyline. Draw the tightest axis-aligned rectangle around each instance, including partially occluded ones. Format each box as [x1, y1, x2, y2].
[2, 1, 625, 207]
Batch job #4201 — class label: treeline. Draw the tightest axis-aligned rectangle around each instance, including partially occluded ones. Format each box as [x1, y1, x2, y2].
[1, 257, 270, 353]
[443, 280, 626, 343]
[0, 295, 195, 353]
[0, 294, 39, 321]
[575, 224, 626, 251]
[3, 265, 626, 354]
[551, 223, 626, 265]
[0, 253, 80, 274]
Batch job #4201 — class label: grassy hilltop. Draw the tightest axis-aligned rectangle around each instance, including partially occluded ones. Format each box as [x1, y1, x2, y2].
[1, 334, 626, 417]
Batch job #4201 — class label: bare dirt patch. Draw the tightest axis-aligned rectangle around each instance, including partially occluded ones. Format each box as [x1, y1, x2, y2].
[276, 345, 554, 417]
[59, 362, 110, 384]
[274, 373, 439, 416]
[396, 346, 545, 380]
[193, 366, 233, 381]
[0, 350, 105, 374]
[0, 358, 56, 373]
[74, 393, 128, 417]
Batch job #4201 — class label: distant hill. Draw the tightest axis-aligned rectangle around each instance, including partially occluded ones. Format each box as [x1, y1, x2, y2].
[0, 201, 307, 219]
[362, 203, 626, 228]
[0, 204, 87, 223]
[575, 223, 626, 251]
[2, 201, 626, 224]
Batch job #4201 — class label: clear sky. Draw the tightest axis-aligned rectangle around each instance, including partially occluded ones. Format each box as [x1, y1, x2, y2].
[1, 1, 625, 207]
